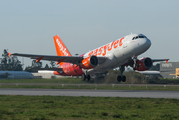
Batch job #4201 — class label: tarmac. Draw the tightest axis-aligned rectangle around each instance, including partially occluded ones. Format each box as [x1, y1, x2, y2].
[0, 88, 179, 99]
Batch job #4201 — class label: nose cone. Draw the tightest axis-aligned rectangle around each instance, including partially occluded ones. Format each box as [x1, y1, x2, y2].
[144, 38, 151, 49]
[134, 38, 151, 55]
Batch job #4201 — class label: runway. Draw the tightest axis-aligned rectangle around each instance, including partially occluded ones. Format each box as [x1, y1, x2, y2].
[0, 88, 179, 99]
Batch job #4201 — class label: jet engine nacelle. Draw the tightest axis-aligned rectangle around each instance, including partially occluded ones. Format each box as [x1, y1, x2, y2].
[135, 57, 153, 71]
[81, 56, 98, 69]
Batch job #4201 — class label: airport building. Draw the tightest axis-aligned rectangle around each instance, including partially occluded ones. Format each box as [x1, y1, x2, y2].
[160, 62, 179, 78]
[32, 70, 65, 79]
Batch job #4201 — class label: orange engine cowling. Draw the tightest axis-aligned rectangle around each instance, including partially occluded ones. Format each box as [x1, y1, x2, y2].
[135, 57, 153, 71]
[81, 56, 98, 69]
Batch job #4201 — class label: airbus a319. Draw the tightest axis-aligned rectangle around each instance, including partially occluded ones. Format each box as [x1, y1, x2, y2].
[9, 33, 169, 82]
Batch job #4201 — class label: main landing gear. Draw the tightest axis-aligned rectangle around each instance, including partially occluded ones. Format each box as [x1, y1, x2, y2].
[117, 65, 126, 82]
[81, 74, 91, 81]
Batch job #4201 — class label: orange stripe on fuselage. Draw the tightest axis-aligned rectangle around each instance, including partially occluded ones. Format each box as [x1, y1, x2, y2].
[88, 37, 124, 56]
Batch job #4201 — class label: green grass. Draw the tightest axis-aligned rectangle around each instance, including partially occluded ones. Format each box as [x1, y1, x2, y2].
[0, 95, 179, 120]
[0, 78, 85, 84]
[1, 78, 179, 91]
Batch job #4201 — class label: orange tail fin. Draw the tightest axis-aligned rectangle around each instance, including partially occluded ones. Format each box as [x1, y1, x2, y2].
[53, 35, 71, 56]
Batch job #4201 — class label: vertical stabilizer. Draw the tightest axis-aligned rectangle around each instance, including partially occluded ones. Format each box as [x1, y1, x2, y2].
[53, 35, 72, 56]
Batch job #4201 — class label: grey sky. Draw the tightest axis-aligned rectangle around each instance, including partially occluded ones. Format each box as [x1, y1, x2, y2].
[0, 0, 179, 67]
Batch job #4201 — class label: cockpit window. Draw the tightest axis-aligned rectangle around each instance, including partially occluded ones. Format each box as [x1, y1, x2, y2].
[139, 36, 145, 38]
[132, 35, 146, 40]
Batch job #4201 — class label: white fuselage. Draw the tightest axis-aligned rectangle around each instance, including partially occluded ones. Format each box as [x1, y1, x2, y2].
[83, 33, 151, 74]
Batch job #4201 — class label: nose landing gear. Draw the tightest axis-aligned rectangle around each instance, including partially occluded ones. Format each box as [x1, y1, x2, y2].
[132, 55, 139, 70]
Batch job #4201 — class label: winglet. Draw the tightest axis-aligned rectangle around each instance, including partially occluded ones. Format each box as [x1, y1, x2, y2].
[165, 59, 168, 63]
[8, 53, 11, 58]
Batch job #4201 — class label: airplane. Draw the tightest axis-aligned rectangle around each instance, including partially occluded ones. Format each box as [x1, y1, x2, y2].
[0, 71, 10, 78]
[0, 71, 34, 79]
[8, 33, 169, 82]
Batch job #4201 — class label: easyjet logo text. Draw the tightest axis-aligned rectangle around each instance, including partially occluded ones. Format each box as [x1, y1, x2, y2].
[56, 39, 69, 56]
[88, 37, 124, 56]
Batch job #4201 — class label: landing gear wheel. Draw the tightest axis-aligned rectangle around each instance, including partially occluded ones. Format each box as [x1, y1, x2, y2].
[117, 76, 122, 82]
[117, 76, 126, 82]
[122, 76, 126, 82]
[81, 74, 86, 81]
[86, 74, 91, 81]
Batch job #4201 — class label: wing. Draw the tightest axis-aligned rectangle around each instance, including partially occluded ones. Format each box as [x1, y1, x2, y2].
[152, 59, 169, 63]
[10, 53, 107, 65]
[11, 53, 83, 64]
